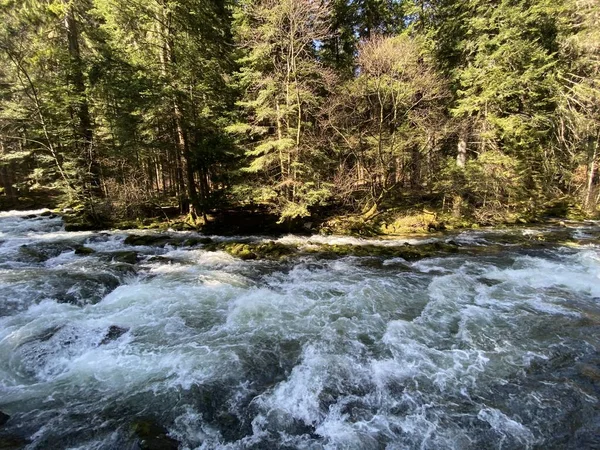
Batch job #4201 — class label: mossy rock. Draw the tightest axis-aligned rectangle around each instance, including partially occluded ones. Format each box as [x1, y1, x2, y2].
[220, 241, 296, 260]
[124, 234, 172, 247]
[224, 243, 257, 260]
[380, 211, 444, 235]
[74, 246, 96, 256]
[321, 216, 379, 236]
[308, 241, 460, 260]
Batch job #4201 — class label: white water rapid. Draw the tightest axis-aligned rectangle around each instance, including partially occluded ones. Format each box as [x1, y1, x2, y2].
[0, 210, 599, 449]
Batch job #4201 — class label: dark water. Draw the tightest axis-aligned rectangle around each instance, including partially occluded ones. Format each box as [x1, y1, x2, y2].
[0, 210, 599, 449]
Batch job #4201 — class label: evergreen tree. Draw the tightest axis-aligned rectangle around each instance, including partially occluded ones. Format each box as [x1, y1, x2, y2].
[229, 0, 333, 221]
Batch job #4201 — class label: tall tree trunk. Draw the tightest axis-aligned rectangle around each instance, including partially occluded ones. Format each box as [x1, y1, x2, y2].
[456, 131, 467, 169]
[64, 2, 101, 198]
[159, 1, 202, 218]
[584, 140, 597, 210]
[453, 128, 469, 218]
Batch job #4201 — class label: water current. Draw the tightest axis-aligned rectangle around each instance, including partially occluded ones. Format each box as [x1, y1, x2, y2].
[0, 210, 599, 449]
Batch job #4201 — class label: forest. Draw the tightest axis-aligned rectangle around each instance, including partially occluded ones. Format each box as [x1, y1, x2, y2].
[0, 0, 599, 234]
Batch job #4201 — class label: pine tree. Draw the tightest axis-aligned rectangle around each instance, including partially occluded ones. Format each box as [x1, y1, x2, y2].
[229, 0, 334, 221]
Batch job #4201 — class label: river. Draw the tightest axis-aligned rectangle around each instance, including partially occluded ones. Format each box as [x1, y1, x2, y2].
[0, 210, 599, 449]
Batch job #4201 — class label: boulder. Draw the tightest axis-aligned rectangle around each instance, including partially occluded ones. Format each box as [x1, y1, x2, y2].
[19, 240, 79, 263]
[221, 241, 295, 260]
[54, 272, 121, 305]
[74, 246, 96, 256]
[124, 234, 172, 247]
[97, 251, 139, 265]
[110, 251, 139, 265]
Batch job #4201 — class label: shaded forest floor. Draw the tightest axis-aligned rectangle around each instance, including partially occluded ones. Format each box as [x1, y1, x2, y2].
[50, 195, 598, 238]
[2, 187, 596, 237]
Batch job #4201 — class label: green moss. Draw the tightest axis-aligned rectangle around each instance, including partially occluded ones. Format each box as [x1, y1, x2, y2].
[220, 241, 296, 260]
[308, 241, 460, 260]
[320, 216, 379, 236]
[380, 211, 444, 234]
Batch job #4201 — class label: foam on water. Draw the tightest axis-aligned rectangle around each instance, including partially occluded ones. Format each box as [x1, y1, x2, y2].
[0, 212, 599, 449]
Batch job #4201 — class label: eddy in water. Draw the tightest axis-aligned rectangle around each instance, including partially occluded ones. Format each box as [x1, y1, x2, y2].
[0, 210, 599, 449]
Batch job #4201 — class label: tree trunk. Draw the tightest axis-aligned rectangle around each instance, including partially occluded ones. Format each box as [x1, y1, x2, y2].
[64, 2, 101, 198]
[453, 128, 469, 218]
[456, 131, 467, 169]
[584, 141, 597, 211]
[159, 1, 201, 218]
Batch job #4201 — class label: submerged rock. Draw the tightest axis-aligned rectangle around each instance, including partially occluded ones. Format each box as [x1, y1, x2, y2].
[100, 325, 129, 345]
[578, 364, 600, 383]
[182, 237, 213, 246]
[18, 240, 79, 263]
[110, 251, 139, 265]
[147, 256, 179, 265]
[36, 326, 64, 342]
[112, 263, 138, 276]
[74, 246, 96, 256]
[0, 434, 29, 450]
[96, 251, 139, 265]
[54, 272, 121, 305]
[131, 419, 179, 450]
[18, 245, 49, 263]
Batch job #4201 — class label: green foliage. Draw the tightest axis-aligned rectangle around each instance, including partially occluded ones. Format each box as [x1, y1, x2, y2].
[0, 0, 598, 226]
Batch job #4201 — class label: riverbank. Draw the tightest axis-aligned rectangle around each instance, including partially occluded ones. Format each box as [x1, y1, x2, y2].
[58, 196, 598, 239]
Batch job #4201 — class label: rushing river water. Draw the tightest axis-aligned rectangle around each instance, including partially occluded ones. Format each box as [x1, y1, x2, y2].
[0, 210, 599, 449]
